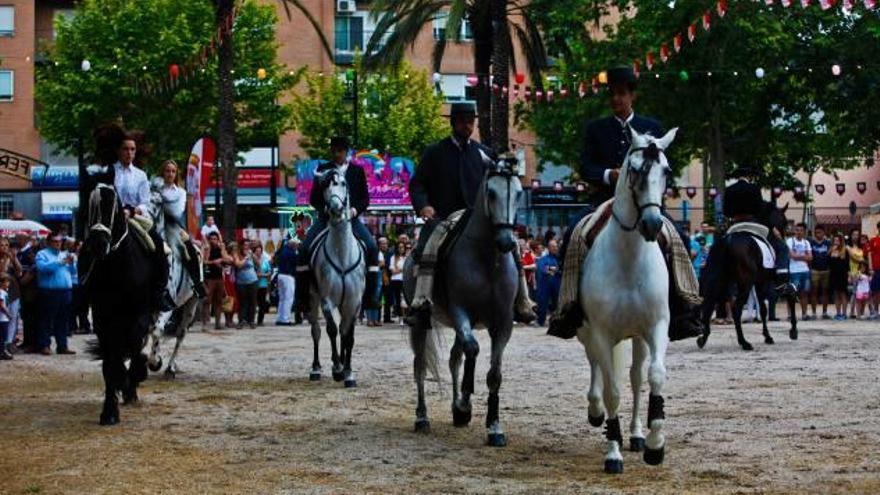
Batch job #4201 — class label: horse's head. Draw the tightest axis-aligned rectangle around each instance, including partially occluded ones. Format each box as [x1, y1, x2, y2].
[482, 155, 523, 253]
[86, 183, 126, 259]
[318, 168, 350, 224]
[759, 201, 788, 237]
[617, 127, 678, 242]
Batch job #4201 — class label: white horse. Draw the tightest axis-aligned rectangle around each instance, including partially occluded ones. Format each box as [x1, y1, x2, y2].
[578, 127, 678, 474]
[144, 182, 202, 379]
[306, 167, 365, 387]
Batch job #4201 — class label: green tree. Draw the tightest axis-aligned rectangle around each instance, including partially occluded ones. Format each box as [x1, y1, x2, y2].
[364, 0, 549, 152]
[520, 1, 880, 203]
[290, 59, 448, 161]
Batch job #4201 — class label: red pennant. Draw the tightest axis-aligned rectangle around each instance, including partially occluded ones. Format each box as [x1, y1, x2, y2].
[524, 87, 531, 101]
[819, 0, 836, 9]
[781, 0, 791, 5]
[559, 88, 568, 99]
[857, 182, 867, 194]
[801, 0, 811, 7]
[815, 184, 826, 195]
[836, 183, 846, 195]
[592, 77, 600, 94]
[708, 187, 718, 199]
[513, 84, 520, 98]
[646, 52, 655, 71]
[766, 0, 775, 4]
[686, 187, 697, 199]
[660, 43, 669, 63]
[772, 186, 783, 198]
[501, 86, 509, 97]
[578, 81, 586, 98]
[633, 59, 641, 78]
[864, 0, 876, 7]
[535, 90, 543, 102]
[703, 10, 712, 31]
[688, 24, 697, 42]
[673, 33, 683, 53]
[717, 0, 728, 17]
[547, 90, 554, 102]
[842, 0, 854, 10]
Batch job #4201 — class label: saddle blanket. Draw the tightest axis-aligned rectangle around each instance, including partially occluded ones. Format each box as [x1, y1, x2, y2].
[726, 222, 774, 269]
[745, 234, 775, 269]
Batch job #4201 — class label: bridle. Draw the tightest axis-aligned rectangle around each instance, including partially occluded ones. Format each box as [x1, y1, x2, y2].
[612, 143, 669, 232]
[322, 170, 351, 224]
[483, 166, 519, 231]
[88, 183, 128, 252]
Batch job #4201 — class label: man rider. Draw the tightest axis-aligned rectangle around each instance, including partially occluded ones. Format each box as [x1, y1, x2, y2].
[113, 136, 176, 312]
[408, 102, 536, 324]
[295, 136, 380, 311]
[550, 66, 702, 341]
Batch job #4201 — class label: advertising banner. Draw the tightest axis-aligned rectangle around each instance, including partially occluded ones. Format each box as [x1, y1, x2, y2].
[186, 137, 215, 238]
[295, 150, 415, 207]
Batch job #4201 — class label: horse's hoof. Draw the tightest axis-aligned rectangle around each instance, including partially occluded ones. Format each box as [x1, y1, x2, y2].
[344, 378, 357, 388]
[122, 394, 138, 406]
[764, 336, 775, 345]
[148, 357, 162, 372]
[696, 336, 707, 349]
[790, 329, 798, 340]
[604, 459, 624, 474]
[487, 433, 507, 447]
[588, 414, 605, 428]
[452, 405, 472, 427]
[332, 370, 344, 382]
[309, 371, 322, 381]
[164, 369, 176, 380]
[644, 446, 665, 465]
[414, 419, 431, 434]
[629, 437, 645, 452]
[99, 414, 119, 426]
[740, 342, 754, 351]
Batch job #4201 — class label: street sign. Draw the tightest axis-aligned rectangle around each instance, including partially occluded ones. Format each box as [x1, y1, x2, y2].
[0, 148, 50, 184]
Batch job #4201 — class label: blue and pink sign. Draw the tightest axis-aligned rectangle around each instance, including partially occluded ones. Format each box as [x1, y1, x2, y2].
[295, 150, 415, 207]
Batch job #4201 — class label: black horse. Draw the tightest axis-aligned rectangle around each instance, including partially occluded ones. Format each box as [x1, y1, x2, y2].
[697, 202, 798, 351]
[80, 168, 155, 425]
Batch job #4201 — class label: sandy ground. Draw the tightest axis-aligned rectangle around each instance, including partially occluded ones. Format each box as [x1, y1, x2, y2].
[2, 317, 879, 494]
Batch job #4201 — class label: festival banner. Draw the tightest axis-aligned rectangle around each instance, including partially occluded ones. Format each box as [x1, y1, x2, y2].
[295, 151, 415, 207]
[186, 137, 216, 239]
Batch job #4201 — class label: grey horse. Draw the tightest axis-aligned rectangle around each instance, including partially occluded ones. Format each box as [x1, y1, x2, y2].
[404, 156, 522, 447]
[307, 168, 365, 388]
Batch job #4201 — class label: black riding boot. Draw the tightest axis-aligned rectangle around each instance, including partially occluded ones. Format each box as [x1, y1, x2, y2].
[183, 241, 206, 299]
[668, 296, 704, 341]
[295, 268, 312, 313]
[774, 269, 798, 298]
[547, 303, 584, 339]
[363, 269, 380, 310]
[149, 231, 176, 312]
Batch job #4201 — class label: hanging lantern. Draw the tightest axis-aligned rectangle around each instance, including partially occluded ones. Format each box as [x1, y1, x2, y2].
[665, 187, 674, 197]
[772, 186, 783, 198]
[531, 179, 541, 189]
[755, 67, 766, 79]
[815, 184, 826, 195]
[660, 43, 670, 63]
[515, 72, 526, 85]
[646, 52, 655, 71]
[708, 186, 718, 199]
[466, 74, 479, 87]
[686, 186, 697, 199]
[794, 185, 804, 194]
[578, 81, 587, 98]
[598, 71, 608, 84]
[836, 183, 846, 195]
[432, 72, 442, 84]
[717, 0, 728, 17]
[673, 33, 683, 53]
[679, 70, 690, 82]
[857, 182, 867, 194]
[81, 59, 91, 72]
[257, 67, 267, 80]
[831, 64, 842, 76]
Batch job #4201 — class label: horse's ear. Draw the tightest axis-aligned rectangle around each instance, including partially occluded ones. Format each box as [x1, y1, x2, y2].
[782, 202, 789, 213]
[656, 127, 679, 150]
[629, 127, 643, 147]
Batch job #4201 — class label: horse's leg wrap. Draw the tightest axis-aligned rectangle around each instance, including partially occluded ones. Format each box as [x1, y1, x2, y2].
[647, 394, 665, 425]
[605, 416, 623, 444]
[486, 392, 500, 428]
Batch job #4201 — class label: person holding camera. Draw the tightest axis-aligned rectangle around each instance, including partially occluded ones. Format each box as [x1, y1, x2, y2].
[34, 233, 76, 355]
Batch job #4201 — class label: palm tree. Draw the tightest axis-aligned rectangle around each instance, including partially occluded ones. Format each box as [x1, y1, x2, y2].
[364, 0, 548, 152]
[212, 0, 332, 238]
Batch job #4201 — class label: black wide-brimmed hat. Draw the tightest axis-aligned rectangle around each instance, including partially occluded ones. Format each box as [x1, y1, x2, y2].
[607, 66, 637, 88]
[329, 136, 350, 150]
[450, 102, 477, 119]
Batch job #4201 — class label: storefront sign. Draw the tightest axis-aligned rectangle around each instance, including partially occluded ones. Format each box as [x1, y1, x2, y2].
[530, 188, 582, 206]
[31, 166, 78, 190]
[295, 151, 415, 207]
[0, 149, 49, 183]
[206, 168, 280, 188]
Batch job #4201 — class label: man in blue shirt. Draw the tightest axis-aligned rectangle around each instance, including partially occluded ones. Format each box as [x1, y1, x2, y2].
[35, 234, 76, 355]
[536, 239, 562, 326]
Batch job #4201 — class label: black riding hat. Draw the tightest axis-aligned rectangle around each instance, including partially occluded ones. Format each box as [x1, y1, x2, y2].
[450, 102, 477, 119]
[607, 66, 637, 90]
[329, 136, 350, 150]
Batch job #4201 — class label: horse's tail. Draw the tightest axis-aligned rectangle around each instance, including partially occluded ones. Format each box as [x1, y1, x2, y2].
[409, 320, 443, 385]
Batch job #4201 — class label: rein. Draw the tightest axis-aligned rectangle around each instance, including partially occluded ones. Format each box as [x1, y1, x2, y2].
[611, 145, 665, 232]
[81, 184, 130, 285]
[483, 170, 518, 231]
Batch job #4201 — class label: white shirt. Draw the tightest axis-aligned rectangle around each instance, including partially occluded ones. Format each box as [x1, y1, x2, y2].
[114, 161, 151, 212]
[787, 237, 812, 274]
[389, 254, 406, 281]
[0, 289, 8, 323]
[201, 223, 220, 240]
[603, 112, 635, 185]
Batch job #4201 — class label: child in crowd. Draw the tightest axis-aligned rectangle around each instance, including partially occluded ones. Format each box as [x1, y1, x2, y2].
[854, 261, 872, 319]
[0, 276, 11, 360]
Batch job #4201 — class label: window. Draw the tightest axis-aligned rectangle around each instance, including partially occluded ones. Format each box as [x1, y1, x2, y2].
[433, 12, 473, 42]
[0, 195, 13, 219]
[335, 15, 364, 53]
[0, 71, 12, 101]
[0, 6, 13, 36]
[438, 74, 476, 103]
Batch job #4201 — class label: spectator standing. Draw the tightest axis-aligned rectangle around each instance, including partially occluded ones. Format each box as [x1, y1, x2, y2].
[388, 241, 409, 322]
[0, 276, 11, 359]
[201, 232, 229, 330]
[865, 222, 880, 320]
[0, 238, 22, 356]
[699, 222, 715, 249]
[521, 239, 537, 303]
[378, 237, 394, 324]
[808, 226, 832, 320]
[829, 234, 850, 320]
[535, 239, 562, 326]
[200, 215, 220, 241]
[854, 261, 871, 319]
[786, 223, 812, 320]
[273, 237, 297, 326]
[690, 235, 709, 280]
[233, 240, 259, 329]
[17, 242, 37, 351]
[35, 234, 75, 355]
[366, 238, 385, 327]
[847, 231, 865, 319]
[254, 243, 272, 326]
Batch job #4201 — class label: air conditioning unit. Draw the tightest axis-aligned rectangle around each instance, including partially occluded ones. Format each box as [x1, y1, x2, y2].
[336, 0, 356, 14]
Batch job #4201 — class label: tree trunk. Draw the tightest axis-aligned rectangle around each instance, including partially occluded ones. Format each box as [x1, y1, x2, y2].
[472, 1, 493, 148]
[217, 0, 237, 240]
[490, 0, 510, 153]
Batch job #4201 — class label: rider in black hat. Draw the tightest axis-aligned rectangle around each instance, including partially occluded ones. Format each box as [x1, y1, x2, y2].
[295, 136, 380, 311]
[550, 66, 703, 341]
[408, 102, 536, 323]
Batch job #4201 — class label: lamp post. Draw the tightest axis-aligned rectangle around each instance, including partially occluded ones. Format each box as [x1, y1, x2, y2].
[345, 68, 358, 146]
[75, 60, 91, 239]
